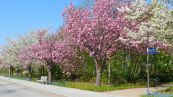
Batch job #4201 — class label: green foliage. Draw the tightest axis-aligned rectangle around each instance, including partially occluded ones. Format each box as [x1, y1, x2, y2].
[78, 51, 95, 81]
[105, 50, 173, 85]
[0, 68, 8, 74]
[52, 64, 63, 80]
[151, 52, 173, 82]
[108, 50, 146, 84]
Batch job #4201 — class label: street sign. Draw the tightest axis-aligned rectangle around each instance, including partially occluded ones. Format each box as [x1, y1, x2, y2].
[146, 47, 157, 95]
[147, 47, 157, 54]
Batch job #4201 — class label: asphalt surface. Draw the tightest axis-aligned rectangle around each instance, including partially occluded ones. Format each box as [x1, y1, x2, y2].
[0, 79, 66, 97]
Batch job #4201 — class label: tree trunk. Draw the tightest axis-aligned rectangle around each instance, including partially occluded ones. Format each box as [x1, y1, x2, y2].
[9, 66, 11, 77]
[28, 65, 32, 80]
[11, 67, 14, 76]
[11, 70, 13, 76]
[96, 68, 101, 86]
[94, 59, 101, 86]
[17, 69, 19, 76]
[47, 67, 52, 82]
[108, 63, 111, 84]
[42, 66, 45, 76]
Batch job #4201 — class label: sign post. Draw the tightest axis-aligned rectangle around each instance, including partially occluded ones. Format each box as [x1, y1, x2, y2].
[146, 47, 157, 95]
[8, 65, 11, 80]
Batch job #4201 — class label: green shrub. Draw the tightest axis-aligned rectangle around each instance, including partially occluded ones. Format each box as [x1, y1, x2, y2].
[52, 64, 63, 80]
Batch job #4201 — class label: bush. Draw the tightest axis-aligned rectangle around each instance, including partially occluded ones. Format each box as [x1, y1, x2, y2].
[52, 64, 63, 80]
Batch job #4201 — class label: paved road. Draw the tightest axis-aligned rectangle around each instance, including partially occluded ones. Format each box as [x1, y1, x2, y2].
[0, 79, 65, 97]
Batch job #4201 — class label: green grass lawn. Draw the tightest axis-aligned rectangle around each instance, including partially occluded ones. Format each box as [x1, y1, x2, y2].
[52, 81, 145, 92]
[141, 95, 155, 97]
[11, 76, 27, 80]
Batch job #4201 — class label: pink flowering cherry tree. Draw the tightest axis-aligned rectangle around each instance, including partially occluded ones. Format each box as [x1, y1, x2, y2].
[19, 30, 78, 82]
[63, 0, 138, 86]
[52, 40, 80, 75]
[19, 30, 55, 82]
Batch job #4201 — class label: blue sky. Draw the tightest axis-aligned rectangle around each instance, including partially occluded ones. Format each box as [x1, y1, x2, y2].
[0, 0, 81, 45]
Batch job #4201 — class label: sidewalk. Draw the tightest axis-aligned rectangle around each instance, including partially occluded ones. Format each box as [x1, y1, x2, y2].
[0, 76, 123, 97]
[104, 87, 164, 97]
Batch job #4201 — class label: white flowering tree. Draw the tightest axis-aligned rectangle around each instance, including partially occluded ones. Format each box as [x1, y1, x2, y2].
[0, 31, 39, 76]
[126, 0, 173, 52]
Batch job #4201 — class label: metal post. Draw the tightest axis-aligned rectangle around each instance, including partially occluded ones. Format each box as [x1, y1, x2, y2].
[146, 32, 150, 95]
[146, 49, 150, 95]
[9, 65, 11, 80]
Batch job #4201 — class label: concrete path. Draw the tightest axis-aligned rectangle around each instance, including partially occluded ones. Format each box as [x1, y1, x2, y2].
[104, 87, 165, 97]
[0, 76, 123, 97]
[0, 78, 65, 97]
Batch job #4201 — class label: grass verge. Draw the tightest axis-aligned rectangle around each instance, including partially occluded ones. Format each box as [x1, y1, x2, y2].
[59, 82, 145, 92]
